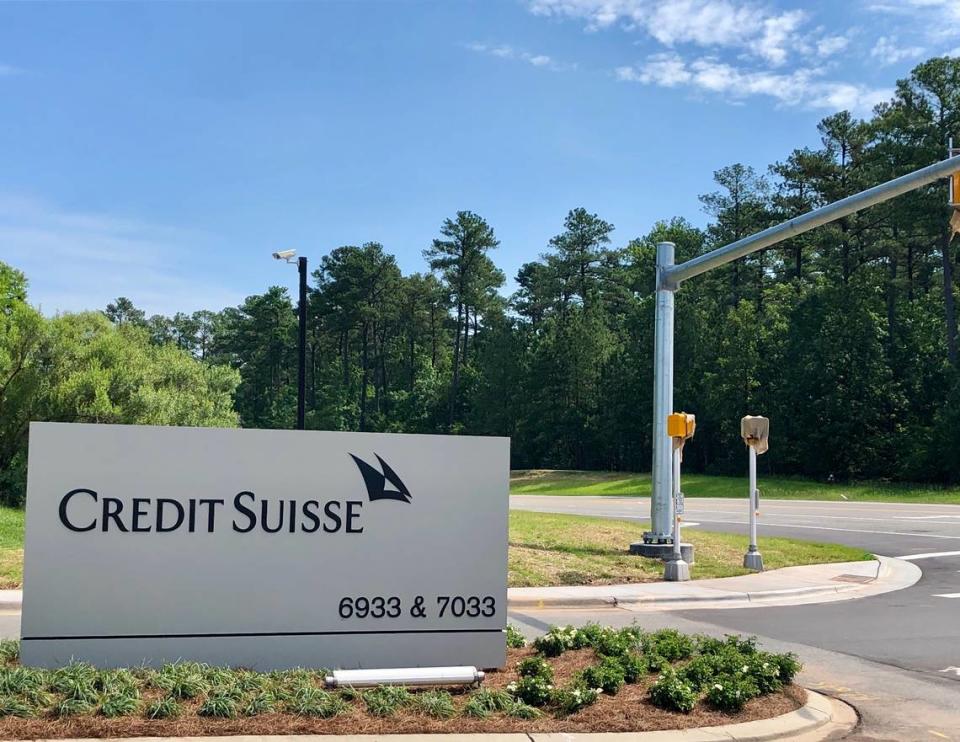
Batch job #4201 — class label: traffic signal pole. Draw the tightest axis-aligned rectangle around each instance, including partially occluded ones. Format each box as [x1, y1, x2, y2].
[645, 153, 960, 553]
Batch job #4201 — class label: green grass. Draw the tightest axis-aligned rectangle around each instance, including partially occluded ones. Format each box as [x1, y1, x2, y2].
[511, 469, 960, 504]
[0, 492, 875, 589]
[508, 510, 872, 587]
[0, 507, 24, 589]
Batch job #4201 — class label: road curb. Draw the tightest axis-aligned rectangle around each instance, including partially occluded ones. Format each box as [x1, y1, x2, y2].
[15, 690, 852, 742]
[506, 583, 855, 610]
[507, 556, 919, 611]
[0, 590, 21, 611]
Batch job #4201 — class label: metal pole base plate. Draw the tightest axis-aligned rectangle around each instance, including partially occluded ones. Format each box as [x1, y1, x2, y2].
[743, 552, 764, 572]
[663, 559, 691, 582]
[631, 542, 695, 564]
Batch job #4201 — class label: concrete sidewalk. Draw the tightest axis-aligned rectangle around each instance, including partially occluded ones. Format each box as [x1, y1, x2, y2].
[507, 556, 919, 611]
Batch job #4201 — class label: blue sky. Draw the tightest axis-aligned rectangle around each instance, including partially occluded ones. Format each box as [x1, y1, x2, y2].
[2, 0, 959, 316]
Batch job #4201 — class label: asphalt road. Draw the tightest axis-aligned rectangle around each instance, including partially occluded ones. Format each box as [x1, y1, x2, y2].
[511, 495, 960, 740]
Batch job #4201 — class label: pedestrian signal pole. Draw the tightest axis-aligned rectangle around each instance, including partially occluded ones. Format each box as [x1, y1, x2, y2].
[740, 415, 769, 571]
[664, 412, 695, 582]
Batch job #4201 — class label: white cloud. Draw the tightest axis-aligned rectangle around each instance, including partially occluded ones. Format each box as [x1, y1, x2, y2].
[0, 63, 22, 77]
[870, 36, 925, 66]
[466, 42, 575, 71]
[868, 0, 960, 42]
[621, 53, 891, 113]
[529, 0, 844, 66]
[619, 52, 691, 85]
[816, 35, 849, 57]
[0, 195, 242, 316]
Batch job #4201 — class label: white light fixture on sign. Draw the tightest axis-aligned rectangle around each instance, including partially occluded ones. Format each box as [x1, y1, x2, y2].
[325, 666, 484, 688]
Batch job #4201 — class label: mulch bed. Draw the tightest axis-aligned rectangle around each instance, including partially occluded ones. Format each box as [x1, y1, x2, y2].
[0, 648, 805, 738]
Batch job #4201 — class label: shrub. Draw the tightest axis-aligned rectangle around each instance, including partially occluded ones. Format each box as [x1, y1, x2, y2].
[199, 693, 238, 718]
[204, 667, 235, 686]
[50, 662, 98, 700]
[145, 697, 181, 719]
[0, 667, 45, 695]
[696, 634, 758, 657]
[550, 684, 599, 716]
[516, 656, 553, 682]
[505, 699, 542, 719]
[746, 654, 783, 694]
[772, 652, 802, 683]
[576, 623, 611, 648]
[507, 675, 553, 707]
[338, 685, 363, 701]
[506, 624, 527, 649]
[648, 669, 698, 713]
[0, 695, 34, 718]
[154, 664, 210, 700]
[578, 657, 626, 695]
[169, 672, 209, 700]
[678, 656, 718, 691]
[412, 690, 455, 719]
[243, 691, 276, 716]
[463, 696, 491, 718]
[235, 670, 267, 693]
[725, 635, 758, 655]
[533, 626, 579, 657]
[463, 688, 512, 717]
[619, 653, 645, 684]
[705, 674, 760, 713]
[0, 640, 20, 664]
[645, 654, 670, 674]
[55, 697, 96, 717]
[595, 630, 636, 658]
[363, 686, 411, 717]
[96, 669, 139, 694]
[643, 629, 695, 662]
[100, 690, 141, 718]
[289, 687, 347, 718]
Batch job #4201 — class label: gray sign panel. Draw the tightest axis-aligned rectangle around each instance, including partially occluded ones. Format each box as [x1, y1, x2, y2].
[21, 423, 509, 670]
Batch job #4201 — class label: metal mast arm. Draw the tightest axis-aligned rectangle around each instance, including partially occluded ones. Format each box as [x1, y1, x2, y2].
[664, 154, 960, 288]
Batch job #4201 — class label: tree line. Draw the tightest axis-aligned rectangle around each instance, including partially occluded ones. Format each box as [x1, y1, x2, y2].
[3, 57, 960, 506]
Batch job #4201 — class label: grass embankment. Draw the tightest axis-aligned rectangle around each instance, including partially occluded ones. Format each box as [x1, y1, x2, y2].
[0, 507, 871, 589]
[0, 509, 22, 590]
[508, 511, 872, 587]
[0, 627, 804, 736]
[512, 469, 960, 504]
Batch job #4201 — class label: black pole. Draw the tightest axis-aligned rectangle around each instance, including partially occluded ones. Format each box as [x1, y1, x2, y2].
[297, 256, 307, 430]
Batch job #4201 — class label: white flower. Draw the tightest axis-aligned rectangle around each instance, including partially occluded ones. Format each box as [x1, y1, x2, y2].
[714, 683, 723, 690]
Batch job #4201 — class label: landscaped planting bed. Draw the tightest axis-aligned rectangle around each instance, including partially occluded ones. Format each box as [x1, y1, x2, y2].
[0, 627, 804, 737]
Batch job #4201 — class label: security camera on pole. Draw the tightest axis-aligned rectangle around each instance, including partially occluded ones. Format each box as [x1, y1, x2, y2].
[664, 412, 695, 582]
[740, 415, 769, 572]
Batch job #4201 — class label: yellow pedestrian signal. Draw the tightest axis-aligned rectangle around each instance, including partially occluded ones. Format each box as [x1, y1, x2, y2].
[667, 412, 696, 439]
